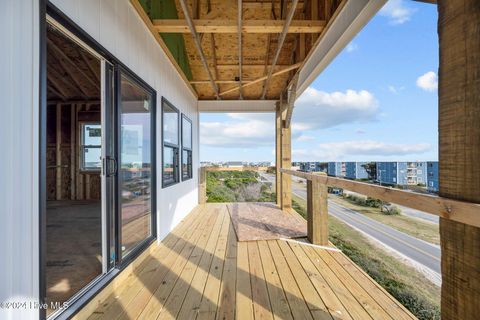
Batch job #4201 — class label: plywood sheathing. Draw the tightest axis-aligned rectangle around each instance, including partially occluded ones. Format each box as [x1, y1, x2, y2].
[163, 0, 341, 100]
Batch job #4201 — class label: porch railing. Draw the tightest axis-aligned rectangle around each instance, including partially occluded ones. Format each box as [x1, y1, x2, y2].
[281, 168, 480, 246]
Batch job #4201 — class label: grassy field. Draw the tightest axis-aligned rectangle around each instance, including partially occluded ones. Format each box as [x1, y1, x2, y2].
[292, 194, 440, 320]
[292, 178, 440, 245]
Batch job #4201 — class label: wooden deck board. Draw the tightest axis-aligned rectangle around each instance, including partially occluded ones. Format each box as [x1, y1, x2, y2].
[81, 203, 416, 320]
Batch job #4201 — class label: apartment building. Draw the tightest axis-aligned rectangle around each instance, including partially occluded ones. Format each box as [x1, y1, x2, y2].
[344, 162, 369, 180]
[376, 162, 428, 186]
[427, 161, 439, 192]
[327, 162, 345, 177]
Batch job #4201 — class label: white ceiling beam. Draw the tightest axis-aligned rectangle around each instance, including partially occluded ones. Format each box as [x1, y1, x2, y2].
[198, 100, 277, 112]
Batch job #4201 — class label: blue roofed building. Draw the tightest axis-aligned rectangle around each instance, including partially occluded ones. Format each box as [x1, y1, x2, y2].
[427, 161, 439, 193]
[344, 162, 369, 180]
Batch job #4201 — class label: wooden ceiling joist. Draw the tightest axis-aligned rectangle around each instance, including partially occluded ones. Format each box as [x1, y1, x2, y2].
[220, 62, 301, 97]
[47, 38, 97, 89]
[131, 0, 344, 101]
[152, 19, 325, 33]
[178, 0, 220, 99]
[261, 0, 299, 99]
[237, 0, 243, 99]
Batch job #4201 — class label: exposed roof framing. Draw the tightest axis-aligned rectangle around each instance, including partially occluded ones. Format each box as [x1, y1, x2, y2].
[152, 19, 325, 33]
[178, 0, 220, 99]
[131, 0, 344, 101]
[261, 0, 299, 99]
[237, 0, 243, 99]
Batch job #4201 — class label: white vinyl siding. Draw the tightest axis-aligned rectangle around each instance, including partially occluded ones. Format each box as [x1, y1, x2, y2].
[0, 1, 40, 319]
[50, 0, 199, 240]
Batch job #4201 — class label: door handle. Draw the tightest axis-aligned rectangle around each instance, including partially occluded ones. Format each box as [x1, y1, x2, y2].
[105, 156, 117, 177]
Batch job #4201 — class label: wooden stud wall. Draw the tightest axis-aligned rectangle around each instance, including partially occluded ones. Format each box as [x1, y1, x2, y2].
[46, 103, 101, 201]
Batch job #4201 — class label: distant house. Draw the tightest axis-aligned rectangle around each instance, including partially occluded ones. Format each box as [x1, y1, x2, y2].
[300, 162, 323, 172]
[225, 161, 244, 168]
[327, 162, 345, 177]
[376, 162, 428, 186]
[427, 161, 439, 192]
[344, 162, 369, 180]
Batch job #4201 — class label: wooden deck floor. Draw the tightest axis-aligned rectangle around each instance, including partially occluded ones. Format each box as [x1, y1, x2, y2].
[78, 203, 416, 320]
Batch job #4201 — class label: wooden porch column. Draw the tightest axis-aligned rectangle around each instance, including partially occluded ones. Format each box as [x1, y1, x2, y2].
[275, 102, 282, 206]
[199, 166, 207, 204]
[438, 1, 480, 319]
[307, 178, 328, 245]
[275, 98, 292, 210]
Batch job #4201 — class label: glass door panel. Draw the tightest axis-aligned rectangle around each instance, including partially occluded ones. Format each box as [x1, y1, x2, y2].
[119, 72, 154, 258]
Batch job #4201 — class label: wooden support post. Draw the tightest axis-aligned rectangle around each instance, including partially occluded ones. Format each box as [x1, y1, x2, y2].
[56, 103, 62, 200]
[275, 102, 282, 206]
[280, 99, 291, 211]
[199, 166, 207, 204]
[438, 1, 480, 319]
[70, 104, 76, 200]
[307, 177, 328, 245]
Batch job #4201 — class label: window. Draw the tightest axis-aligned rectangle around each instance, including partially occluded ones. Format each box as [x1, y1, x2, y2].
[80, 123, 102, 171]
[417, 170, 422, 175]
[182, 114, 193, 180]
[162, 98, 180, 187]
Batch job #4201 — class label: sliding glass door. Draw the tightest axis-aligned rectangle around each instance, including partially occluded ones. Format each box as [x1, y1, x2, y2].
[118, 70, 156, 258]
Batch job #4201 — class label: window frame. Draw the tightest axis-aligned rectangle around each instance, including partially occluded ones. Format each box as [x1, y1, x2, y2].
[79, 121, 102, 172]
[116, 65, 157, 263]
[181, 114, 193, 181]
[162, 97, 180, 188]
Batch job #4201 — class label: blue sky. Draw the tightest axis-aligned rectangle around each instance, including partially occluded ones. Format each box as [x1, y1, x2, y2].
[200, 0, 438, 163]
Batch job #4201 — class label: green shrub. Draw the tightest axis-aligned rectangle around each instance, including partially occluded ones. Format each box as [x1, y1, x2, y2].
[365, 197, 382, 208]
[383, 205, 401, 215]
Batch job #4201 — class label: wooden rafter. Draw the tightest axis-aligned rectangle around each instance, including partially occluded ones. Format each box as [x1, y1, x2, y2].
[261, 0, 299, 99]
[47, 38, 98, 88]
[47, 79, 68, 100]
[179, 0, 220, 99]
[152, 19, 325, 33]
[237, 0, 243, 99]
[79, 50, 100, 83]
[190, 80, 253, 84]
[130, 0, 197, 98]
[209, 34, 218, 80]
[53, 54, 89, 97]
[220, 62, 301, 96]
[284, 73, 299, 128]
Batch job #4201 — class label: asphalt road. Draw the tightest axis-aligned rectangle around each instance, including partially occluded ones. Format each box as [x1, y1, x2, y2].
[259, 172, 441, 275]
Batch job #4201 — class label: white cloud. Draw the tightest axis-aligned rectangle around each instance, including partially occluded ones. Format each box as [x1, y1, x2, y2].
[355, 129, 366, 135]
[380, 0, 415, 25]
[387, 85, 405, 94]
[416, 71, 438, 92]
[293, 87, 379, 132]
[296, 135, 315, 142]
[201, 113, 291, 148]
[293, 140, 432, 161]
[346, 43, 358, 53]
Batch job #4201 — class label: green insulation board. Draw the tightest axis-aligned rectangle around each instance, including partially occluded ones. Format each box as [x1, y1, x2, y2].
[139, 0, 193, 80]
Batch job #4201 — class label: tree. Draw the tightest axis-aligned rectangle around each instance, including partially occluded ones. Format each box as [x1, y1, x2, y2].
[362, 162, 377, 181]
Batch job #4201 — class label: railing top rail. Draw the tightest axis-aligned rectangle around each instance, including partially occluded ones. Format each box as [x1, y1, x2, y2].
[281, 168, 480, 228]
[202, 166, 269, 172]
